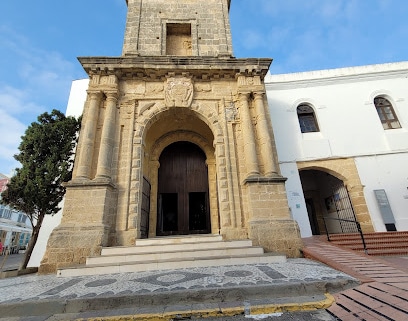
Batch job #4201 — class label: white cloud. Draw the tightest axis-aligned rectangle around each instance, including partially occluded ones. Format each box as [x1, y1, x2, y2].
[0, 108, 25, 175]
[0, 26, 79, 175]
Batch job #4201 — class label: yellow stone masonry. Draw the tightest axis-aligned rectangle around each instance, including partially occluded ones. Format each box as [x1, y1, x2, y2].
[39, 0, 303, 273]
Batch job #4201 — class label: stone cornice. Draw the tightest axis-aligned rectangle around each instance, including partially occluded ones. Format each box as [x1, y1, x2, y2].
[125, 0, 232, 10]
[244, 175, 287, 185]
[78, 56, 272, 81]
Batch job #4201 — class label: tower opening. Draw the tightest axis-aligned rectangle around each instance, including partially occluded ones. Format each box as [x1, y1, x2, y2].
[166, 23, 192, 56]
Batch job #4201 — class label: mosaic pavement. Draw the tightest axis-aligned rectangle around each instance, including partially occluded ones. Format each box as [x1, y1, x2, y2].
[0, 259, 354, 304]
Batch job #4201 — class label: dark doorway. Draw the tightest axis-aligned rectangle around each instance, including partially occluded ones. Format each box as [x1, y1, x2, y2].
[140, 177, 151, 238]
[305, 198, 320, 235]
[157, 141, 211, 235]
[300, 170, 359, 235]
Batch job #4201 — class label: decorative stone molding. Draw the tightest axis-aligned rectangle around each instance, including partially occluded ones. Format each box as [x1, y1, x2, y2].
[164, 76, 194, 107]
[78, 57, 272, 82]
[225, 102, 237, 122]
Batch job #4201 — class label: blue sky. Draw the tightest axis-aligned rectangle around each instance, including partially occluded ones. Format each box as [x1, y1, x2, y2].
[0, 0, 407, 175]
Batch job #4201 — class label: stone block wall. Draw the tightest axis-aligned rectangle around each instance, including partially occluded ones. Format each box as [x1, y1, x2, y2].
[123, 0, 233, 57]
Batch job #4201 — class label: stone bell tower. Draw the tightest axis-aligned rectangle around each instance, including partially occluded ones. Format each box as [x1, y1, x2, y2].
[39, 0, 302, 273]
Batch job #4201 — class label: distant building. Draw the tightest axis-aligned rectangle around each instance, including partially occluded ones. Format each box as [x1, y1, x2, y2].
[0, 174, 32, 255]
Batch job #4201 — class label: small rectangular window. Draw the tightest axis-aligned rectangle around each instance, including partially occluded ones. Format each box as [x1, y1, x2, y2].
[166, 23, 192, 56]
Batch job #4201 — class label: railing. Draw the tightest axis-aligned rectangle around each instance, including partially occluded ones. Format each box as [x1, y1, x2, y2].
[323, 217, 368, 254]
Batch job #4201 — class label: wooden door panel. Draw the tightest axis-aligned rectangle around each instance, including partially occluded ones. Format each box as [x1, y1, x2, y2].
[157, 142, 210, 235]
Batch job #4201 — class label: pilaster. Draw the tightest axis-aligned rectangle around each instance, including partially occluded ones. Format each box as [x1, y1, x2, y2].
[95, 92, 119, 180]
[238, 92, 260, 177]
[75, 91, 103, 180]
[253, 92, 278, 176]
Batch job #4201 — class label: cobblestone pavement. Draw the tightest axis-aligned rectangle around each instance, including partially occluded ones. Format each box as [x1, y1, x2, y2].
[0, 258, 355, 320]
[5, 241, 408, 320]
[303, 237, 408, 321]
[0, 259, 351, 304]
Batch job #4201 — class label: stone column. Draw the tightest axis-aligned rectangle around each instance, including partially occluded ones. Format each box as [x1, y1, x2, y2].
[253, 92, 278, 176]
[206, 159, 220, 234]
[95, 92, 118, 180]
[148, 160, 161, 237]
[239, 92, 259, 177]
[75, 91, 103, 179]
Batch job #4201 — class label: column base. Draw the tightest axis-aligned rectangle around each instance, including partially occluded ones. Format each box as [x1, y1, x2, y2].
[116, 229, 138, 246]
[38, 224, 110, 274]
[249, 219, 303, 258]
[220, 227, 248, 241]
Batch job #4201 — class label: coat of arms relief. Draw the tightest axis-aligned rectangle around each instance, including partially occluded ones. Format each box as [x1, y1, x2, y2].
[164, 77, 194, 108]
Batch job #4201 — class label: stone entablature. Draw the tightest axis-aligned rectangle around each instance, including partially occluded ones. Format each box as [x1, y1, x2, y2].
[78, 56, 272, 81]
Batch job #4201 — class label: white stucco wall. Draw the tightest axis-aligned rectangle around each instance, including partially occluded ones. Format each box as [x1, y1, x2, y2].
[355, 154, 408, 232]
[279, 163, 312, 237]
[28, 79, 89, 267]
[266, 62, 408, 235]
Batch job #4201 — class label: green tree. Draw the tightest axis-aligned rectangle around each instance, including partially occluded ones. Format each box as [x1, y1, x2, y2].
[1, 109, 81, 270]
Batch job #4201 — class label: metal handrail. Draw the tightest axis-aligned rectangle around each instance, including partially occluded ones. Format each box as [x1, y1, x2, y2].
[323, 217, 368, 254]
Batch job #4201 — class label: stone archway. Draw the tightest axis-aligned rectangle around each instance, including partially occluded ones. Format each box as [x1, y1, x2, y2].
[297, 159, 375, 233]
[142, 109, 218, 238]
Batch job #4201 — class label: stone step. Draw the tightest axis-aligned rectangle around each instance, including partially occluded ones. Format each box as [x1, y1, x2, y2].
[101, 239, 253, 255]
[58, 253, 287, 277]
[58, 235, 286, 277]
[337, 241, 408, 247]
[88, 246, 264, 265]
[135, 234, 223, 246]
[355, 248, 408, 256]
[329, 232, 408, 241]
[327, 232, 408, 256]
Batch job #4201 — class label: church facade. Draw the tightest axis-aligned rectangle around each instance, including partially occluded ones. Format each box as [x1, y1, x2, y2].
[39, 0, 302, 273]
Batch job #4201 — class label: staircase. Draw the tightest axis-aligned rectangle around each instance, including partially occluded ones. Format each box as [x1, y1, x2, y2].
[57, 235, 286, 277]
[328, 231, 408, 256]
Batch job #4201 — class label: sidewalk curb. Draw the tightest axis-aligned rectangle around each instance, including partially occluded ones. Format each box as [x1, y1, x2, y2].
[0, 278, 355, 319]
[65, 293, 335, 321]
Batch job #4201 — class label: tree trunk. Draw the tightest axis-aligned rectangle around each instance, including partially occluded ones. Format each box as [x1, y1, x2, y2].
[20, 213, 45, 270]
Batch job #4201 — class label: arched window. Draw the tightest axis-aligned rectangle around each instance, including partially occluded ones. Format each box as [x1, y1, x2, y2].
[297, 104, 319, 133]
[374, 97, 401, 129]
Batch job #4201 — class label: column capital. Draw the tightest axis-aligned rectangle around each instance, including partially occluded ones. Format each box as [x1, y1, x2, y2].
[105, 91, 119, 102]
[87, 90, 104, 99]
[151, 160, 160, 169]
[253, 92, 265, 100]
[206, 159, 216, 167]
[238, 91, 251, 100]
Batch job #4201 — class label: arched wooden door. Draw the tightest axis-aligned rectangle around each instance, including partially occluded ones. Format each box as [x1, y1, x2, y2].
[157, 141, 211, 235]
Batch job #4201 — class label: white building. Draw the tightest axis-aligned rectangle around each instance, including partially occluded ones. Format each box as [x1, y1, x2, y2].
[0, 174, 32, 255]
[266, 62, 408, 237]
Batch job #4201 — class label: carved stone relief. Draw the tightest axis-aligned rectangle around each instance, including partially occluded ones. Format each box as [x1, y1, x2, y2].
[165, 77, 194, 107]
[146, 83, 164, 94]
